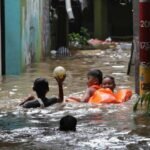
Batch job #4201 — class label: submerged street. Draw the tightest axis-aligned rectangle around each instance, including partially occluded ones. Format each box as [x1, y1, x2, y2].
[0, 44, 149, 150]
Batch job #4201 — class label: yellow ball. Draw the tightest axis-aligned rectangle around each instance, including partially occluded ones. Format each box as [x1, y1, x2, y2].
[53, 66, 66, 79]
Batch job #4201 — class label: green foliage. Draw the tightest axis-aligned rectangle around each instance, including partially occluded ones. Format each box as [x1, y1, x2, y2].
[133, 92, 150, 114]
[68, 27, 90, 48]
[80, 27, 90, 40]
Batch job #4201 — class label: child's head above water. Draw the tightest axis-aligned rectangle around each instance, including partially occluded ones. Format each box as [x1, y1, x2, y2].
[59, 115, 77, 131]
[102, 75, 116, 91]
[33, 78, 49, 98]
[87, 69, 103, 87]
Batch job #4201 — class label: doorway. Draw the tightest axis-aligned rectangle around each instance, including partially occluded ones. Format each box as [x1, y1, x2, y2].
[107, 0, 133, 39]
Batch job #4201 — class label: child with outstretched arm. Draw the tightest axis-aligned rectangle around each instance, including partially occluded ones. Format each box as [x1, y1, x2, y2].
[19, 76, 65, 108]
[66, 69, 103, 103]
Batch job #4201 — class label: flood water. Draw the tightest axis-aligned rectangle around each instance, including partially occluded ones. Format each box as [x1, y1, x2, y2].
[0, 43, 150, 150]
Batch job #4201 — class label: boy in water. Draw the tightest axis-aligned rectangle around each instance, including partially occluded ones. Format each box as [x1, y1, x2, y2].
[59, 115, 77, 132]
[102, 75, 116, 92]
[20, 77, 65, 108]
[66, 69, 103, 103]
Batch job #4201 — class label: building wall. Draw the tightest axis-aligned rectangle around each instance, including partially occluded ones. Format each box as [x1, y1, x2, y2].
[42, 0, 51, 57]
[133, 0, 139, 93]
[5, 0, 21, 75]
[4, 0, 51, 75]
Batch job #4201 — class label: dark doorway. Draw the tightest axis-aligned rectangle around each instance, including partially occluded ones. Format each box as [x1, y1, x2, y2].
[69, 0, 82, 33]
[51, 0, 68, 49]
[51, 0, 93, 49]
[81, 0, 94, 36]
[107, 0, 133, 39]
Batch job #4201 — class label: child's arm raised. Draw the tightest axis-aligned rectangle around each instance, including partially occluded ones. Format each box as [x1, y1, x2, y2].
[55, 75, 66, 103]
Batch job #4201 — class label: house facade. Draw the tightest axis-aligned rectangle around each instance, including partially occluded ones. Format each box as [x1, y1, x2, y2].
[0, 0, 51, 75]
[0, 0, 133, 75]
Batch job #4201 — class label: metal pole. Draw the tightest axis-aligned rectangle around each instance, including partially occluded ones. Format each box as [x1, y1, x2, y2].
[139, 0, 150, 95]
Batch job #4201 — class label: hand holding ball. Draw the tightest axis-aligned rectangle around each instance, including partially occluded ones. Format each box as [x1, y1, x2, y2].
[53, 66, 66, 80]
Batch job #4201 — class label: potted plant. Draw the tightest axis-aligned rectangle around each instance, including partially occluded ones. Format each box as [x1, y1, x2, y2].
[68, 27, 90, 50]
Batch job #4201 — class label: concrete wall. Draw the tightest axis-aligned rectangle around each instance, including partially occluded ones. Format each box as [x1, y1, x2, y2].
[5, 0, 21, 75]
[4, 0, 51, 75]
[133, 0, 139, 94]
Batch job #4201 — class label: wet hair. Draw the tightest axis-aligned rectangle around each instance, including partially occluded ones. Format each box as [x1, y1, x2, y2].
[33, 78, 49, 94]
[87, 69, 103, 84]
[59, 115, 77, 132]
[103, 75, 115, 84]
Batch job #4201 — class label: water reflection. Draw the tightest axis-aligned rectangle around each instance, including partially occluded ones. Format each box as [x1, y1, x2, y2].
[0, 45, 150, 149]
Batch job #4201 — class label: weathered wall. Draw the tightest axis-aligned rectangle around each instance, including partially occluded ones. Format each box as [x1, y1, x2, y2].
[4, 0, 51, 75]
[5, 0, 21, 75]
[133, 0, 139, 93]
[42, 0, 51, 57]
[21, 0, 50, 66]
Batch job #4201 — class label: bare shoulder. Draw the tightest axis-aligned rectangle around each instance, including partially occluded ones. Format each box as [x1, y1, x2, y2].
[87, 87, 97, 95]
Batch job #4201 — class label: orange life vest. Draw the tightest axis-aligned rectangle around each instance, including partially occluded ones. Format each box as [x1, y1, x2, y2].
[65, 84, 101, 103]
[114, 89, 132, 103]
[88, 88, 132, 104]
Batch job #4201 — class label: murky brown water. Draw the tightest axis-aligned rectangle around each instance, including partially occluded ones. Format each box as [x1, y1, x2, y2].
[0, 43, 149, 150]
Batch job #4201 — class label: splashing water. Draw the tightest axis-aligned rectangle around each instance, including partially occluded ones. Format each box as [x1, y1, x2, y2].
[0, 44, 149, 150]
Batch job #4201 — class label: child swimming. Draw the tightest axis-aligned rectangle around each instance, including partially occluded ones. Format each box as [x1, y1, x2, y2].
[59, 115, 77, 131]
[66, 69, 103, 103]
[20, 76, 65, 108]
[102, 75, 116, 92]
[89, 75, 132, 104]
